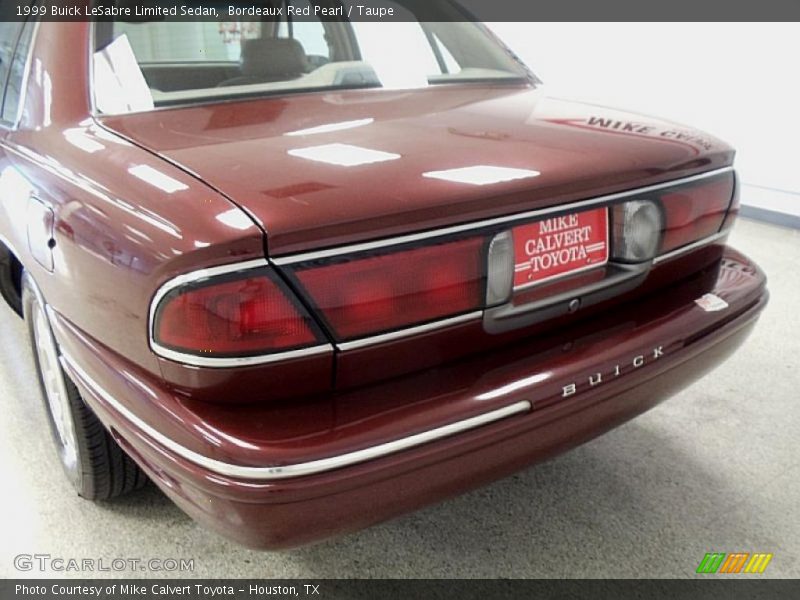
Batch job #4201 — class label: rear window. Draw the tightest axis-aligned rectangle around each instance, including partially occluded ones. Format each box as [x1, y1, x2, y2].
[92, 1, 532, 114]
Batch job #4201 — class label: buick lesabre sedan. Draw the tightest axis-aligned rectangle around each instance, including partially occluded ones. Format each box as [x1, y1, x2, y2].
[0, 12, 767, 548]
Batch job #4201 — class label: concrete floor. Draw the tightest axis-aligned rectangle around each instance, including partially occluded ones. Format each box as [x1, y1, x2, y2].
[0, 218, 797, 579]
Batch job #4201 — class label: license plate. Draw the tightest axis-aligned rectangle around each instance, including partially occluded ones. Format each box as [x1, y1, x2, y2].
[513, 207, 609, 289]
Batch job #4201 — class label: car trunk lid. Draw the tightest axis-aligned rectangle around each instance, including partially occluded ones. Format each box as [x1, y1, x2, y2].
[99, 85, 734, 258]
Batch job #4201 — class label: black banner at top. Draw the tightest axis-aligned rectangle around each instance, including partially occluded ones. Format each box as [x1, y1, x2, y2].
[1, 0, 800, 22]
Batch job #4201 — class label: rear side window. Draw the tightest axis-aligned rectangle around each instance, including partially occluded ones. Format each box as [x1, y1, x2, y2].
[0, 22, 24, 116]
[2, 20, 35, 124]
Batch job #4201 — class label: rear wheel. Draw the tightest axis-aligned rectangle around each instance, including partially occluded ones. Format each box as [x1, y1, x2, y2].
[22, 273, 147, 500]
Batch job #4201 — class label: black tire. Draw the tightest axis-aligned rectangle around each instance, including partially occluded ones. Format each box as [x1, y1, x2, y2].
[22, 272, 147, 500]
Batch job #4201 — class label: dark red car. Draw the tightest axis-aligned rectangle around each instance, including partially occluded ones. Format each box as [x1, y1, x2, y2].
[0, 12, 767, 549]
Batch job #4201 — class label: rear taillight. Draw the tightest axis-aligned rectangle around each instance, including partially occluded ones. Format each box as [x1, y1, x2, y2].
[152, 268, 323, 358]
[659, 172, 735, 253]
[289, 237, 486, 341]
[612, 171, 736, 262]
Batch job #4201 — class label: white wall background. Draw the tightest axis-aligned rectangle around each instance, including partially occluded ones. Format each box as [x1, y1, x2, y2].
[491, 22, 800, 217]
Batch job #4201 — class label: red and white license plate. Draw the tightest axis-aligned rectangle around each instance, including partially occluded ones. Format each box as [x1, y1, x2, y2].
[513, 207, 609, 289]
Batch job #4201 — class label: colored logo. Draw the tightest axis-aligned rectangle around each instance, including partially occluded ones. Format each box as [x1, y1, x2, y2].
[696, 552, 773, 574]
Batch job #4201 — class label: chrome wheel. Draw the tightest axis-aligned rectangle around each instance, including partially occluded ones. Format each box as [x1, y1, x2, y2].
[30, 301, 79, 482]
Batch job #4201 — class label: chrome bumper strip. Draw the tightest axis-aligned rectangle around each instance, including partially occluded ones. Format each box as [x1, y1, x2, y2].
[60, 352, 531, 481]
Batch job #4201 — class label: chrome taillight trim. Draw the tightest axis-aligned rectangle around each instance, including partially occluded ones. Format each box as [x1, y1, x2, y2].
[336, 311, 483, 351]
[152, 343, 333, 368]
[652, 230, 730, 265]
[272, 167, 735, 265]
[148, 258, 334, 368]
[61, 351, 531, 481]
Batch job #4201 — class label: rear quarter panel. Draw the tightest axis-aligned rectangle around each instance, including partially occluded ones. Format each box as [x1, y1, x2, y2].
[0, 22, 333, 402]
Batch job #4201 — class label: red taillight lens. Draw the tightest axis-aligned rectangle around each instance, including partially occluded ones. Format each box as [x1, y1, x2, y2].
[153, 271, 321, 357]
[659, 173, 734, 253]
[291, 237, 486, 341]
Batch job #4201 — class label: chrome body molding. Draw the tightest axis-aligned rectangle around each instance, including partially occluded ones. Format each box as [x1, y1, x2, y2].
[152, 342, 333, 368]
[272, 167, 734, 265]
[336, 311, 483, 351]
[652, 230, 730, 265]
[60, 351, 531, 481]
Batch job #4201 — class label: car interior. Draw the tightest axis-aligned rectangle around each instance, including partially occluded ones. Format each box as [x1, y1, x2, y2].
[92, 2, 529, 113]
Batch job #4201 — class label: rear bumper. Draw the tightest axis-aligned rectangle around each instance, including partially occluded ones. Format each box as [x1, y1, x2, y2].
[54, 246, 767, 549]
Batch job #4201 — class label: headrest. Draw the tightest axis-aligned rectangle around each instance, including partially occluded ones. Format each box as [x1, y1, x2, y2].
[240, 38, 308, 79]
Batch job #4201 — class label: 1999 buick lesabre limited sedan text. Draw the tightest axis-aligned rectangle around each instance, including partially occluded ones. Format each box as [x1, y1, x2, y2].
[0, 5, 767, 548]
